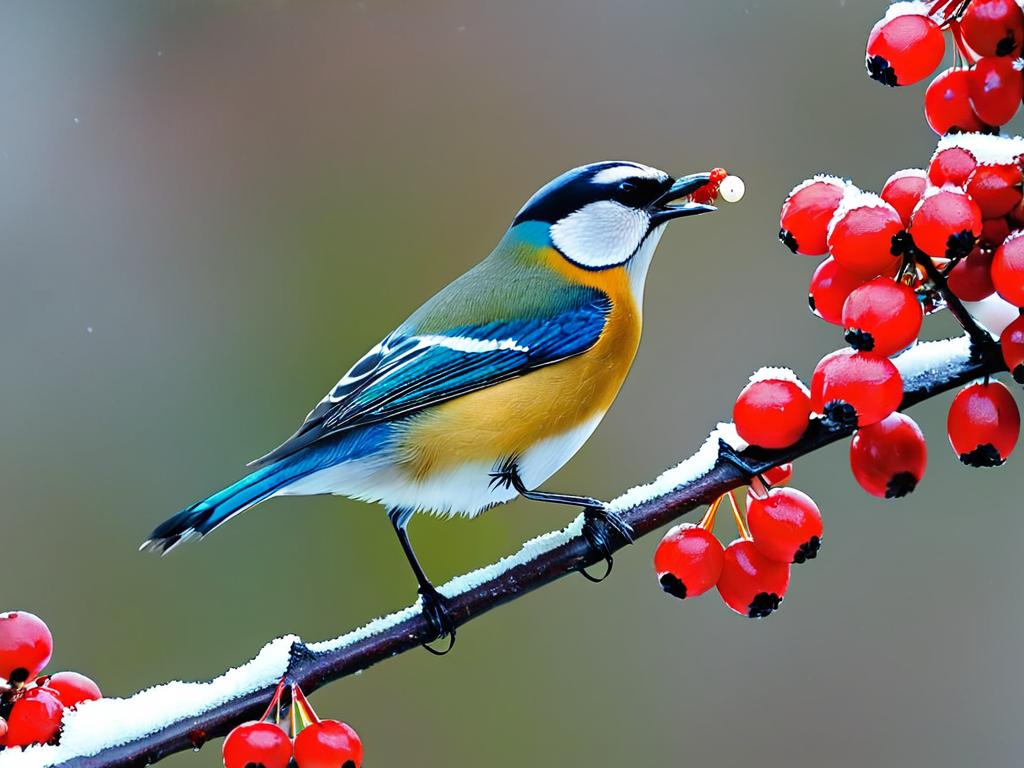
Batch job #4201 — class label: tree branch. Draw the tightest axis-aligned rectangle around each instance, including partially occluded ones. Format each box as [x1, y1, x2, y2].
[1, 334, 1002, 768]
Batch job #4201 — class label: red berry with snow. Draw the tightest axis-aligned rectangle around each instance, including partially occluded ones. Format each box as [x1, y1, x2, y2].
[929, 146, 978, 187]
[716, 540, 791, 619]
[1000, 313, 1024, 383]
[747, 488, 823, 565]
[925, 68, 987, 135]
[294, 720, 364, 768]
[866, 10, 945, 86]
[654, 524, 724, 600]
[947, 247, 996, 301]
[966, 163, 1023, 219]
[47, 671, 102, 708]
[222, 722, 293, 768]
[962, 0, 1024, 57]
[808, 257, 868, 325]
[969, 56, 1024, 127]
[849, 413, 928, 498]
[4, 687, 64, 747]
[841, 277, 923, 356]
[992, 232, 1024, 306]
[732, 377, 811, 449]
[811, 350, 904, 427]
[909, 188, 982, 259]
[0, 611, 53, 685]
[779, 177, 848, 256]
[947, 380, 1021, 466]
[881, 169, 928, 225]
[827, 194, 905, 278]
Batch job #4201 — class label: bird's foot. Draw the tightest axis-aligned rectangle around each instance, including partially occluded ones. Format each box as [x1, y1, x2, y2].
[418, 583, 456, 656]
[578, 506, 634, 583]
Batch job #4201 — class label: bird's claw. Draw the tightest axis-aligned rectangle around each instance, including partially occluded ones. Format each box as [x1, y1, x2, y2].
[578, 506, 634, 583]
[418, 584, 456, 656]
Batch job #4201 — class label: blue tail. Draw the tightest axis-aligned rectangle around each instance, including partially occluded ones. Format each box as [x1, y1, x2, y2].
[143, 457, 314, 554]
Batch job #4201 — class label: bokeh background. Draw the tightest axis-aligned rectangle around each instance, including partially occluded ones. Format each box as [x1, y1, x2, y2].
[4, 1, 1023, 765]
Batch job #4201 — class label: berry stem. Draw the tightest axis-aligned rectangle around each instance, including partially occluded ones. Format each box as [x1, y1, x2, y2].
[699, 495, 724, 530]
[914, 246, 994, 349]
[727, 491, 751, 540]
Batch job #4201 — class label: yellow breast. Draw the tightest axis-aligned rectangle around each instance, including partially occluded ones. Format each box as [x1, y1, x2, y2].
[395, 249, 642, 481]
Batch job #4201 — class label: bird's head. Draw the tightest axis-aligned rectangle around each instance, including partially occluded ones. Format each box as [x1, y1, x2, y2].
[511, 161, 716, 274]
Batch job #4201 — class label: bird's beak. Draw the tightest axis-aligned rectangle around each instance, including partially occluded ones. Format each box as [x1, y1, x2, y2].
[649, 173, 717, 225]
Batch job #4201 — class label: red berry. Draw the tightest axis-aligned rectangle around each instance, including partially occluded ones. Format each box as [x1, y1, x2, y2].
[1000, 312, 1024, 383]
[929, 146, 978, 187]
[841, 277, 923, 356]
[967, 163, 1023, 218]
[948, 247, 996, 301]
[691, 167, 729, 205]
[882, 169, 928, 225]
[962, 0, 1024, 57]
[762, 463, 793, 486]
[294, 720, 364, 768]
[981, 215, 1011, 246]
[827, 193, 905, 278]
[866, 10, 945, 86]
[47, 672, 102, 708]
[947, 380, 1021, 466]
[779, 177, 849, 256]
[925, 68, 987, 135]
[4, 687, 64, 747]
[716, 540, 791, 618]
[992, 231, 1024, 305]
[808, 257, 868, 325]
[0, 715, 7, 744]
[222, 722, 293, 768]
[654, 524, 725, 600]
[969, 56, 1024, 126]
[0, 612, 53, 685]
[732, 376, 812, 449]
[849, 413, 928, 498]
[811, 350, 904, 427]
[909, 187, 982, 259]
[747, 488, 823, 564]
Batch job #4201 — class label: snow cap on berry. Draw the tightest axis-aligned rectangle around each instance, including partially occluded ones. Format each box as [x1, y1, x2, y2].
[746, 366, 811, 394]
[878, 1, 935, 25]
[934, 132, 1024, 167]
[826, 190, 897, 241]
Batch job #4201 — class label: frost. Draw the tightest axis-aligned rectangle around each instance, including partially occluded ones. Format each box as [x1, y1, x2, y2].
[893, 334, 971, 389]
[785, 174, 853, 201]
[746, 366, 809, 394]
[880, 1, 934, 24]
[934, 132, 1024, 166]
[0, 636, 297, 768]
[826, 189, 892, 241]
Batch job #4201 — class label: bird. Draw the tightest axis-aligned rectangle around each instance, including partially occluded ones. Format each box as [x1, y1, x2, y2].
[144, 161, 717, 651]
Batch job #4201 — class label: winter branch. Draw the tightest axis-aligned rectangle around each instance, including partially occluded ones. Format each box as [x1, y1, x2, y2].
[1, 333, 1002, 768]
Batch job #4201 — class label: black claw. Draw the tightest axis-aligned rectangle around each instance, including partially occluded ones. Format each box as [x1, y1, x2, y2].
[579, 508, 627, 583]
[418, 585, 456, 655]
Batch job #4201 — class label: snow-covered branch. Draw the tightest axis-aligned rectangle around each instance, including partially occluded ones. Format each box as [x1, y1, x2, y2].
[0, 334, 999, 768]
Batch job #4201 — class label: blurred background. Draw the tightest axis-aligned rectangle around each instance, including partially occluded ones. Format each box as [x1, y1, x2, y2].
[3, 1, 1023, 765]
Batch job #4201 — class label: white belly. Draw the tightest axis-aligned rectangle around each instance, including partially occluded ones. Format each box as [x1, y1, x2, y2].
[277, 413, 606, 518]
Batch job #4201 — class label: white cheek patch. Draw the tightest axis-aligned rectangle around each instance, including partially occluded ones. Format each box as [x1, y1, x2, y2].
[550, 201, 650, 269]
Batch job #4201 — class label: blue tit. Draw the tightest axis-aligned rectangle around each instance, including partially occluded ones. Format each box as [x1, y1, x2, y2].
[145, 161, 716, 649]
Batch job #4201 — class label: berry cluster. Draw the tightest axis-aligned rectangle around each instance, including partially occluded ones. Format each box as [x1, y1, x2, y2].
[781, 132, 1022, 471]
[865, 0, 1024, 134]
[0, 611, 102, 749]
[223, 680, 362, 768]
[654, 462, 822, 619]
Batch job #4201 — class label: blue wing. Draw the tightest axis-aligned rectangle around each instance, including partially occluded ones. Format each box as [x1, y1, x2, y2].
[247, 294, 612, 468]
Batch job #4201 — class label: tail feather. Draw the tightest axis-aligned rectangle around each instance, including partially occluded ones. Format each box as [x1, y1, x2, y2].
[142, 459, 311, 554]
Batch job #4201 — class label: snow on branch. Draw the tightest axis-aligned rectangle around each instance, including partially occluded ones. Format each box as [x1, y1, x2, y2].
[1, 333, 999, 768]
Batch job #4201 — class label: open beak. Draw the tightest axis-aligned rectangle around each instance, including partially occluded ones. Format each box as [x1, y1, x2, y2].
[649, 172, 717, 225]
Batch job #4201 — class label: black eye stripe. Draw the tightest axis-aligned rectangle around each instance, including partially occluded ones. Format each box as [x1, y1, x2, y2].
[513, 163, 671, 225]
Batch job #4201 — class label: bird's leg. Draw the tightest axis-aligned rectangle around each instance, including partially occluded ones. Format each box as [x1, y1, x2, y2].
[387, 508, 456, 656]
[490, 458, 634, 583]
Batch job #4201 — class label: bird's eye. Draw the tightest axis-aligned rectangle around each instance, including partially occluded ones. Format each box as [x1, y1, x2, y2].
[613, 180, 645, 205]
[618, 181, 637, 193]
